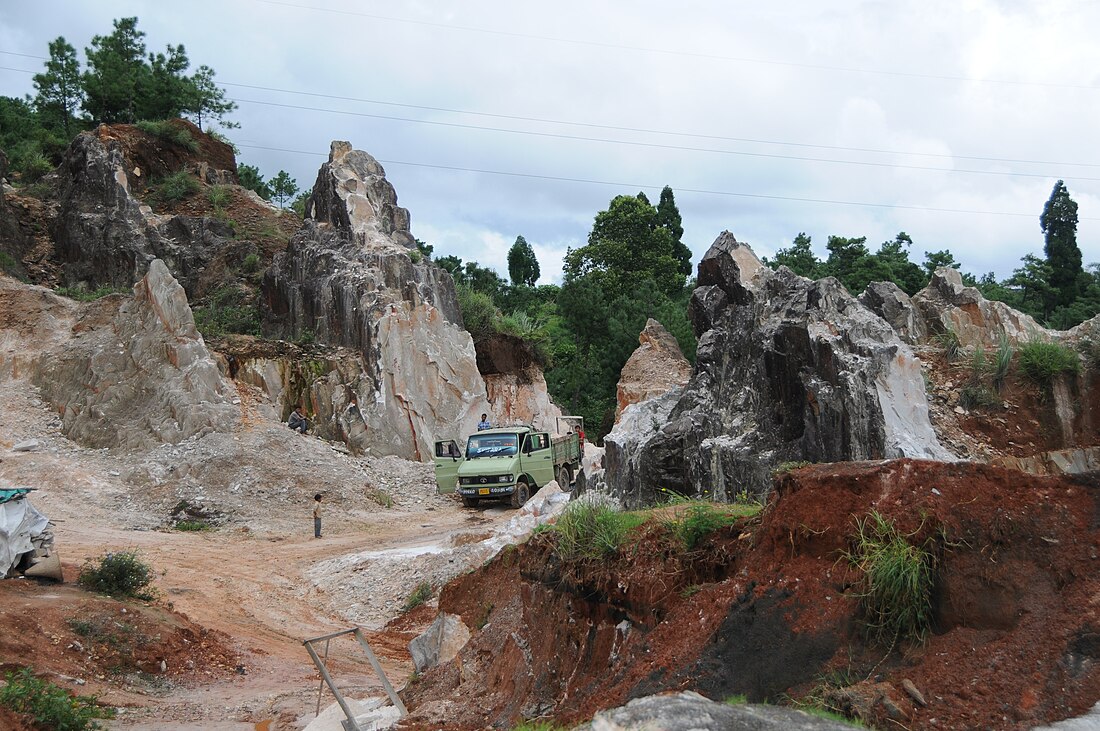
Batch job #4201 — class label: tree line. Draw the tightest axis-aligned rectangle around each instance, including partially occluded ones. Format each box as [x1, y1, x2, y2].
[1, 17, 236, 182]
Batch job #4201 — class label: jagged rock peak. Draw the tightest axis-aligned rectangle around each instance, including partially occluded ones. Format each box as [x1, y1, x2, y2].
[615, 318, 692, 423]
[859, 281, 927, 345]
[912, 267, 1049, 348]
[306, 141, 415, 249]
[698, 231, 764, 290]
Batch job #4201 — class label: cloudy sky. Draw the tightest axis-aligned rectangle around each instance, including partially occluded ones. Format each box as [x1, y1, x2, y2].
[2, 0, 1099, 284]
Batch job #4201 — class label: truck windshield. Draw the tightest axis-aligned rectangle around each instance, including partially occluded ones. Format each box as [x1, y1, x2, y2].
[466, 434, 518, 457]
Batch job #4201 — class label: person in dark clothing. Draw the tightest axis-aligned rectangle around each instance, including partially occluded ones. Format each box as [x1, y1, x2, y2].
[313, 494, 323, 538]
[288, 406, 308, 434]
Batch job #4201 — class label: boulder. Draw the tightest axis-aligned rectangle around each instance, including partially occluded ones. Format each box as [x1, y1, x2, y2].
[605, 234, 951, 506]
[51, 125, 236, 296]
[615, 318, 692, 422]
[34, 259, 239, 449]
[263, 142, 489, 460]
[911, 267, 1050, 348]
[582, 691, 857, 730]
[408, 613, 471, 673]
[859, 281, 927, 345]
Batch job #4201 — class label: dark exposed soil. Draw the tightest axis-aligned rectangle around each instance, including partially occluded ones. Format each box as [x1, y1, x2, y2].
[399, 460, 1100, 730]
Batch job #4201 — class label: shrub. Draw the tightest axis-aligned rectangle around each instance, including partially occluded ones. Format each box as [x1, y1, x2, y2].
[152, 170, 199, 204]
[1018, 340, 1080, 387]
[846, 511, 936, 644]
[241, 253, 261, 274]
[0, 668, 113, 730]
[456, 285, 498, 338]
[553, 501, 646, 561]
[136, 120, 199, 152]
[207, 185, 231, 211]
[670, 502, 740, 550]
[192, 286, 261, 338]
[402, 581, 432, 612]
[174, 520, 213, 532]
[959, 384, 999, 410]
[408, 248, 422, 263]
[53, 285, 128, 302]
[77, 550, 156, 600]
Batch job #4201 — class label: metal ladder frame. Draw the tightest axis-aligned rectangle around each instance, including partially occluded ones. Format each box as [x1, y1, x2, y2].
[303, 627, 409, 731]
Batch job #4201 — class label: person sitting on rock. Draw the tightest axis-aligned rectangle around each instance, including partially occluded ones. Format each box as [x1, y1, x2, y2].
[477, 413, 491, 431]
[288, 405, 309, 434]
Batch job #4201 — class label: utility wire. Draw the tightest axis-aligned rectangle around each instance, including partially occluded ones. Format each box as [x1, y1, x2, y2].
[229, 96, 1098, 183]
[254, 0, 1100, 92]
[238, 142, 1100, 220]
[4, 53, 1098, 170]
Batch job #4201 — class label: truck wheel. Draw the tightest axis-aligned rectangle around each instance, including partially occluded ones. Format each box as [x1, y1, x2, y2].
[556, 465, 573, 491]
[461, 496, 479, 508]
[511, 480, 531, 509]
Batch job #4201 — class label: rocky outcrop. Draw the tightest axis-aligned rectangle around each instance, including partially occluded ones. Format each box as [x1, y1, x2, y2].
[0, 151, 29, 276]
[860, 281, 927, 345]
[912, 267, 1050, 347]
[263, 142, 488, 460]
[582, 692, 856, 730]
[605, 233, 951, 505]
[33, 259, 239, 449]
[475, 332, 561, 431]
[615, 318, 692, 422]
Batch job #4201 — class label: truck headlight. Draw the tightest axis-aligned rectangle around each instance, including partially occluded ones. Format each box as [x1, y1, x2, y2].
[498, 474, 513, 482]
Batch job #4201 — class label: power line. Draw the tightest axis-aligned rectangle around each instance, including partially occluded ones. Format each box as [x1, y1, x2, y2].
[254, 0, 1100, 92]
[238, 142, 1100, 220]
[5, 52, 1099, 170]
[230, 96, 1099, 183]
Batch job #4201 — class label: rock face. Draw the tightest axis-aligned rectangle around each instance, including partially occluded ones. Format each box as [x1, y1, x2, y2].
[408, 613, 471, 673]
[33, 259, 238, 449]
[859, 281, 927, 345]
[912, 267, 1050, 347]
[615, 318, 692, 422]
[605, 233, 951, 505]
[0, 151, 29, 276]
[475, 332, 562, 431]
[263, 142, 489, 460]
[52, 124, 237, 295]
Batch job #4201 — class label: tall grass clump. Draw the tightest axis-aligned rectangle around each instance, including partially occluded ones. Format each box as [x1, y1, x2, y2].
[152, 170, 199, 203]
[402, 581, 433, 612]
[992, 331, 1013, 392]
[1018, 339, 1080, 387]
[668, 502, 745, 550]
[0, 668, 113, 730]
[77, 550, 156, 600]
[936, 327, 961, 362]
[553, 500, 645, 561]
[136, 120, 199, 152]
[846, 511, 937, 644]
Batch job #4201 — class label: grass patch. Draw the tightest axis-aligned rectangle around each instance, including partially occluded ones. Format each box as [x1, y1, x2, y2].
[366, 487, 394, 508]
[992, 331, 1013, 391]
[552, 501, 646, 561]
[151, 170, 199, 204]
[773, 460, 811, 475]
[936, 327, 961, 362]
[511, 723, 568, 731]
[0, 668, 114, 730]
[241, 252, 261, 274]
[845, 511, 937, 645]
[136, 120, 199, 152]
[53, 285, 129, 301]
[192, 285, 261, 338]
[1018, 339, 1080, 387]
[959, 383, 1000, 410]
[77, 550, 156, 601]
[723, 694, 748, 705]
[402, 581, 432, 613]
[668, 502, 742, 550]
[174, 519, 213, 532]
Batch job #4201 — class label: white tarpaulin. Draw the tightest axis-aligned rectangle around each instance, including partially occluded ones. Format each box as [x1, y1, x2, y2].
[0, 498, 50, 577]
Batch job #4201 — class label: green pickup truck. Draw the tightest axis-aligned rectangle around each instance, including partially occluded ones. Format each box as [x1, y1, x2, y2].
[434, 417, 584, 508]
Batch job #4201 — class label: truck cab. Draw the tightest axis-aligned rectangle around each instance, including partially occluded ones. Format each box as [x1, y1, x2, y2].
[433, 420, 582, 509]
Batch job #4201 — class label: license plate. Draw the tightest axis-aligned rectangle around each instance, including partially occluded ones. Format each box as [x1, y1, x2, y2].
[478, 488, 490, 495]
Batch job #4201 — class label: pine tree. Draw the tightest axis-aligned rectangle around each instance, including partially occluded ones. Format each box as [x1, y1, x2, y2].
[507, 235, 540, 286]
[141, 43, 191, 121]
[32, 37, 83, 136]
[186, 65, 238, 131]
[656, 185, 691, 276]
[83, 17, 148, 123]
[269, 170, 299, 208]
[1040, 180, 1082, 309]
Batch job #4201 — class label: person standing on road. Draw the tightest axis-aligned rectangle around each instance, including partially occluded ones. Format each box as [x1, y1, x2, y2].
[313, 494, 323, 538]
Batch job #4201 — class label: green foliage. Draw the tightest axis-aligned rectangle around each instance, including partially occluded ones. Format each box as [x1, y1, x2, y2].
[656, 185, 691, 276]
[922, 249, 960, 279]
[766, 232, 821, 279]
[151, 170, 199, 204]
[846, 511, 937, 644]
[456, 285, 499, 338]
[414, 237, 433, 261]
[668, 502, 741, 550]
[136, 119, 198, 151]
[510, 722, 568, 731]
[207, 184, 231, 212]
[33, 37, 84, 137]
[0, 668, 113, 730]
[185, 64, 238, 131]
[82, 17, 147, 123]
[1018, 339, 1080, 386]
[723, 694, 748, 705]
[174, 519, 212, 531]
[936, 327, 961, 362]
[53, 285, 128, 301]
[1041, 180, 1083, 310]
[192, 286, 261, 338]
[241, 253, 260, 274]
[959, 384, 1000, 410]
[992, 332, 1013, 391]
[290, 187, 312, 218]
[77, 550, 156, 600]
[269, 170, 299, 208]
[402, 581, 433, 612]
[774, 460, 812, 475]
[236, 164, 272, 200]
[552, 501, 646, 561]
[507, 235, 540, 286]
